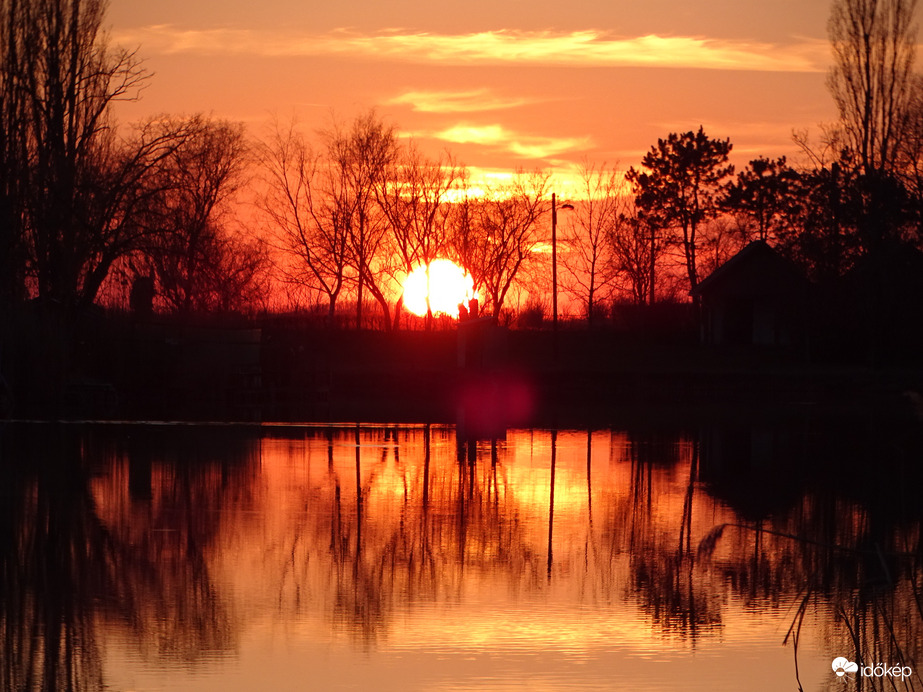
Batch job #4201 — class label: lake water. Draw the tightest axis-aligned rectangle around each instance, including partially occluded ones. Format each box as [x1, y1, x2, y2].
[1, 418, 921, 691]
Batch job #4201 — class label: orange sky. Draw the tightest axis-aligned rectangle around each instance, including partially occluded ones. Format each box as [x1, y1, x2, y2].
[104, 0, 870, 186]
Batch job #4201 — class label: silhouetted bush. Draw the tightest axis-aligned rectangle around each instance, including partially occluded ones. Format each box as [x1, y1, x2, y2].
[516, 298, 546, 329]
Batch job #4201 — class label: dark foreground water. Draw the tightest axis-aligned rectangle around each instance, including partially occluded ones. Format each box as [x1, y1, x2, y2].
[1, 416, 922, 691]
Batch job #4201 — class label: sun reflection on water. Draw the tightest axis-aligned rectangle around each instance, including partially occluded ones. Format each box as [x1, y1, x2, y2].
[0, 422, 919, 691]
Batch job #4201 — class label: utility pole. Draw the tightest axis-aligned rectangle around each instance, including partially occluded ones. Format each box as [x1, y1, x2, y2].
[551, 193, 574, 331]
[552, 192, 559, 333]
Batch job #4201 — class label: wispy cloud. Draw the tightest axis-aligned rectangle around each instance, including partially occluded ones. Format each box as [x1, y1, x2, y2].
[433, 124, 591, 159]
[117, 26, 828, 73]
[386, 89, 542, 113]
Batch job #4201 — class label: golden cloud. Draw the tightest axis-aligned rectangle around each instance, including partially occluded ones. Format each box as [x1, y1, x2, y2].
[386, 89, 542, 113]
[433, 124, 591, 159]
[117, 26, 828, 73]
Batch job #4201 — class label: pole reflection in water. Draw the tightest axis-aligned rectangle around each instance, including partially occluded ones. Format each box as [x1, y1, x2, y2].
[0, 420, 920, 691]
[547, 429, 556, 580]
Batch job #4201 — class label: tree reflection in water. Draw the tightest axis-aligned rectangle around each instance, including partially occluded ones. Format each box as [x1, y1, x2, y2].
[0, 424, 257, 691]
[262, 425, 547, 647]
[257, 421, 922, 688]
[697, 417, 923, 691]
[0, 418, 921, 690]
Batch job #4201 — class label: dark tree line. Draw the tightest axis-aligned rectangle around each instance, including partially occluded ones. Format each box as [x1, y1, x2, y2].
[0, 0, 265, 317]
[2, 0, 921, 329]
[594, 0, 923, 314]
[260, 114, 551, 327]
[626, 0, 922, 297]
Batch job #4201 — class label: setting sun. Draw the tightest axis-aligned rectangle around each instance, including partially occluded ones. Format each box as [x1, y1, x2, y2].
[402, 259, 475, 318]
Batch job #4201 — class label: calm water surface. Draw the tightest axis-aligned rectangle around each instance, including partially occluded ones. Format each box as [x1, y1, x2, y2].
[1, 419, 921, 691]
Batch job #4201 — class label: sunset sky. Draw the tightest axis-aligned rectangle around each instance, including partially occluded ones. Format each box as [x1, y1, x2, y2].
[104, 0, 862, 186]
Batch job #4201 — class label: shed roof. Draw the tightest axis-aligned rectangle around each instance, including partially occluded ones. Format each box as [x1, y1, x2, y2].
[694, 241, 809, 299]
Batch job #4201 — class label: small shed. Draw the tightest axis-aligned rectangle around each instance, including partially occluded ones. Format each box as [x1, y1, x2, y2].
[694, 241, 811, 348]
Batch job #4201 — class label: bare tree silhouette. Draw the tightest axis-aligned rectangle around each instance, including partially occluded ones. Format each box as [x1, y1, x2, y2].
[897, 76, 923, 208]
[559, 162, 626, 324]
[377, 143, 464, 328]
[450, 172, 550, 319]
[0, 0, 199, 311]
[611, 208, 666, 306]
[260, 119, 352, 321]
[139, 116, 266, 313]
[324, 111, 398, 330]
[828, 0, 918, 179]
